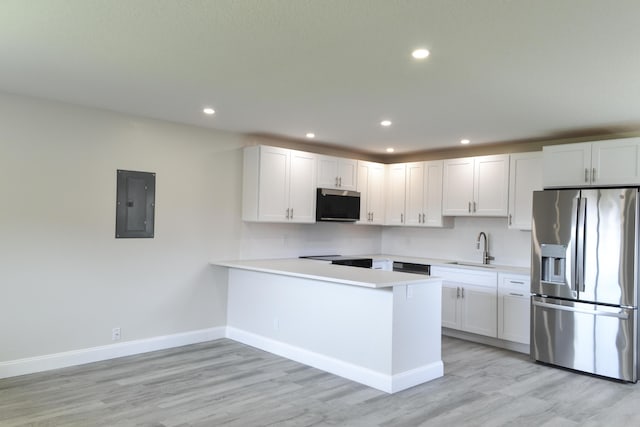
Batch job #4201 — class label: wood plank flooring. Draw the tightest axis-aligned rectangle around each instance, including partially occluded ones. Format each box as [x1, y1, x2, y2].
[1, 336, 639, 426]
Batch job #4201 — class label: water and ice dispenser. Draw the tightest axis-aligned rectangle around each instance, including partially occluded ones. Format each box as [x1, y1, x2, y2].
[541, 244, 567, 283]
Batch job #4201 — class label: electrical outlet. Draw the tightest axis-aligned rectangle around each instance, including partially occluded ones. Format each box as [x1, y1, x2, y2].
[112, 327, 121, 341]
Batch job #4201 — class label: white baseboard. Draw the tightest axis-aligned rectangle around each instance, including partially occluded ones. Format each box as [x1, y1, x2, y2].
[227, 327, 443, 394]
[389, 361, 444, 393]
[0, 326, 226, 379]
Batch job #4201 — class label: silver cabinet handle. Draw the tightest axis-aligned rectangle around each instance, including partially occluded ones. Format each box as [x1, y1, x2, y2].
[584, 168, 589, 183]
[461, 287, 465, 298]
[370, 212, 373, 221]
[592, 168, 596, 182]
[418, 213, 422, 223]
[335, 177, 339, 187]
[286, 208, 290, 219]
[468, 202, 471, 213]
[422, 213, 426, 223]
[473, 201, 476, 213]
[508, 214, 512, 225]
[400, 213, 404, 223]
[532, 300, 629, 319]
[456, 287, 460, 298]
[509, 280, 525, 285]
[290, 208, 293, 219]
[509, 292, 524, 297]
[339, 177, 342, 187]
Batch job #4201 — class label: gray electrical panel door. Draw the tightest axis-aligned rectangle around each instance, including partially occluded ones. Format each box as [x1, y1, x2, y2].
[116, 170, 155, 238]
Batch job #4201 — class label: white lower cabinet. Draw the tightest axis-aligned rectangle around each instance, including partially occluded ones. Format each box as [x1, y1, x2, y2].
[498, 273, 530, 345]
[432, 266, 497, 338]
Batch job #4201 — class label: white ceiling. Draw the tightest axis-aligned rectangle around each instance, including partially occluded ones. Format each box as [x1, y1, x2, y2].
[2, 0, 640, 154]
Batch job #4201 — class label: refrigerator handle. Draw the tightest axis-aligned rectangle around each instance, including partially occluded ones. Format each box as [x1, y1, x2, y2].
[576, 197, 587, 292]
[532, 300, 630, 319]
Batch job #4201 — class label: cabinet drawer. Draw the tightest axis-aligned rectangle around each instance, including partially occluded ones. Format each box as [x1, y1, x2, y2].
[431, 266, 497, 288]
[498, 273, 530, 294]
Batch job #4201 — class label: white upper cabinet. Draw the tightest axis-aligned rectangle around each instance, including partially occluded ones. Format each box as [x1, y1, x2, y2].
[543, 138, 640, 188]
[386, 161, 451, 227]
[242, 145, 317, 223]
[317, 155, 358, 191]
[443, 154, 509, 216]
[542, 142, 590, 188]
[385, 163, 407, 225]
[508, 152, 543, 230]
[405, 162, 425, 226]
[357, 161, 385, 225]
[405, 161, 452, 227]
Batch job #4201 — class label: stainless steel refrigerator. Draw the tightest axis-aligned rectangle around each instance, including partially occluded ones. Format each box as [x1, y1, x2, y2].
[531, 188, 639, 382]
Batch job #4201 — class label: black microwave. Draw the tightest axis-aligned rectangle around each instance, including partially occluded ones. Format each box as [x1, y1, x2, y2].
[316, 188, 361, 222]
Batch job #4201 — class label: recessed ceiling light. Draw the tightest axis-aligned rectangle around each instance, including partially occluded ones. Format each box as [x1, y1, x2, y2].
[203, 107, 215, 115]
[386, 147, 395, 153]
[411, 48, 430, 59]
[306, 132, 315, 139]
[460, 139, 470, 145]
[380, 120, 392, 127]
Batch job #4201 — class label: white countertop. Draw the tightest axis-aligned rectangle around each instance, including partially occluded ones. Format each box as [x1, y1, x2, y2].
[212, 258, 439, 289]
[360, 254, 530, 275]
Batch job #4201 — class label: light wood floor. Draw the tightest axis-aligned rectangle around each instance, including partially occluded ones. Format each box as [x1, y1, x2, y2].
[1, 336, 639, 426]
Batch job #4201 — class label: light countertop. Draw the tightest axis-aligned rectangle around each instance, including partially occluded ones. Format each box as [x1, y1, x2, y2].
[362, 254, 530, 275]
[212, 258, 440, 289]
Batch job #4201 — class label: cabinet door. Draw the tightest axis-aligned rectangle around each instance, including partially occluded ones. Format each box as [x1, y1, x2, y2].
[317, 156, 339, 189]
[317, 156, 358, 190]
[443, 157, 474, 216]
[357, 162, 370, 223]
[498, 294, 530, 344]
[405, 162, 425, 226]
[441, 284, 460, 329]
[543, 143, 592, 188]
[288, 150, 317, 223]
[508, 152, 542, 230]
[367, 163, 385, 224]
[424, 160, 447, 227]
[385, 163, 406, 225]
[474, 154, 509, 216]
[460, 285, 497, 338]
[257, 146, 290, 222]
[337, 158, 358, 190]
[591, 138, 640, 186]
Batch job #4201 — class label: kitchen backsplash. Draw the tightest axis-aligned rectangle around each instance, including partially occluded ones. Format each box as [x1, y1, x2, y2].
[236, 216, 531, 268]
[238, 221, 383, 259]
[381, 216, 531, 267]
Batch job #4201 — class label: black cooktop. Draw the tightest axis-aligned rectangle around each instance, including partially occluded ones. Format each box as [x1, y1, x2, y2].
[300, 255, 368, 261]
[300, 255, 373, 268]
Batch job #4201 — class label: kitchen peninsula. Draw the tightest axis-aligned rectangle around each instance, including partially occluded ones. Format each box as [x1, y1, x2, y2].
[213, 258, 443, 393]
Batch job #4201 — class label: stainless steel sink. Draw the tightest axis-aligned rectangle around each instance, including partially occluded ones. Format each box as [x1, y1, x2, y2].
[446, 261, 496, 269]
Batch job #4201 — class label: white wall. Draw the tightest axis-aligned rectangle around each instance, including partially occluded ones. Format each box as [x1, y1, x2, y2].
[0, 93, 382, 363]
[381, 217, 531, 268]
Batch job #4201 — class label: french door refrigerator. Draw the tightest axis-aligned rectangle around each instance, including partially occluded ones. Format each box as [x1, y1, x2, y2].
[531, 188, 639, 382]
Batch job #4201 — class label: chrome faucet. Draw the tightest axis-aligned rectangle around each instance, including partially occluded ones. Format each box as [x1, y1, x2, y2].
[476, 231, 494, 265]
